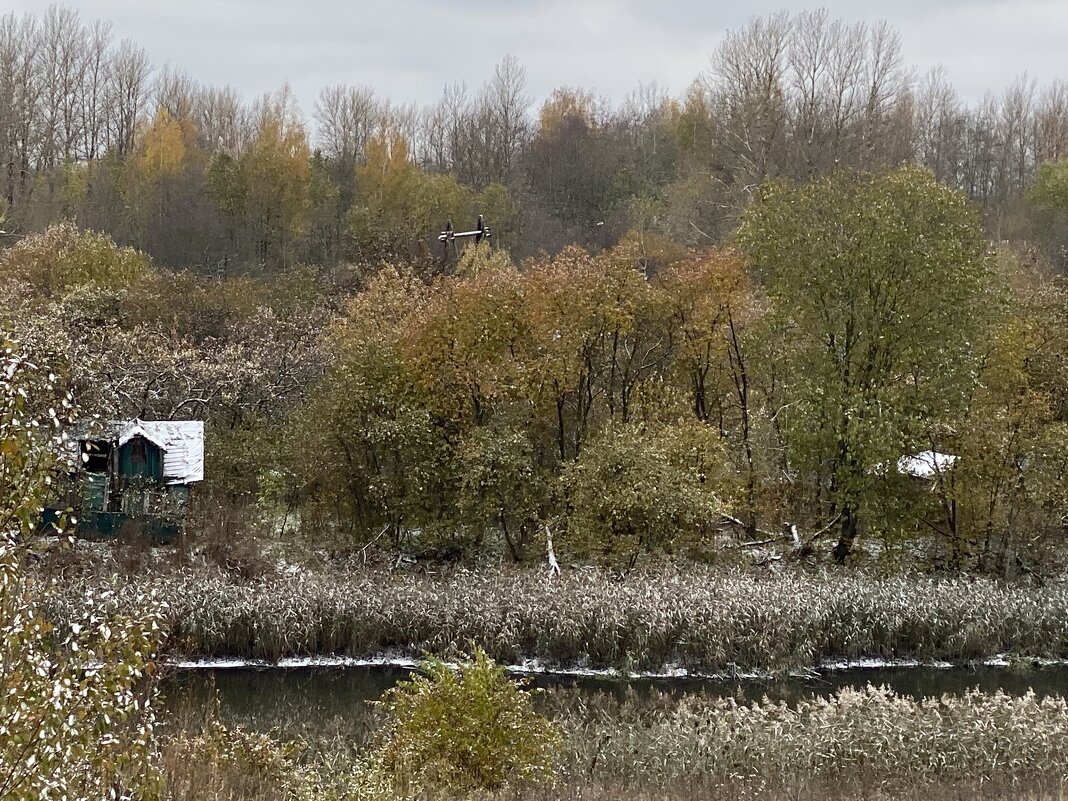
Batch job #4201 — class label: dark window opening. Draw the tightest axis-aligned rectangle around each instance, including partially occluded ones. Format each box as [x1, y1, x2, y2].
[81, 440, 111, 473]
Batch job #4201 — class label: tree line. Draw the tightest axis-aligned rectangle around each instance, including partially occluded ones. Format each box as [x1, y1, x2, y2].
[4, 165, 1067, 574]
[2, 7, 1068, 273]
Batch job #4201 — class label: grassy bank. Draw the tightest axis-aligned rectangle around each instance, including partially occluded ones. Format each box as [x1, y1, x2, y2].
[45, 564, 1068, 671]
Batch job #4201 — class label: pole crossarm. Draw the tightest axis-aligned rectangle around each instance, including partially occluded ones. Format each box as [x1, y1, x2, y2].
[437, 214, 491, 244]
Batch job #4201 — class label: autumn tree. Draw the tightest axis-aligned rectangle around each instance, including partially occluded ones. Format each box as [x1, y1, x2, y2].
[739, 166, 997, 562]
[240, 89, 311, 267]
[524, 88, 620, 237]
[928, 261, 1068, 574]
[292, 267, 456, 547]
[347, 133, 472, 264]
[128, 105, 214, 261]
[402, 251, 526, 426]
[656, 248, 769, 535]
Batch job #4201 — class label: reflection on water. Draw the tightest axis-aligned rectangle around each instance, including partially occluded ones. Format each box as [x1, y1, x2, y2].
[160, 662, 1068, 745]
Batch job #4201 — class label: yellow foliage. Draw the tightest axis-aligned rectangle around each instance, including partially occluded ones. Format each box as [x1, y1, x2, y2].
[136, 107, 195, 181]
[349, 133, 474, 261]
[242, 107, 312, 241]
[538, 87, 602, 134]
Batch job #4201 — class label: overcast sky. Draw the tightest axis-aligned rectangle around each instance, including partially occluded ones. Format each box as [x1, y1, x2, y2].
[11, 0, 1068, 118]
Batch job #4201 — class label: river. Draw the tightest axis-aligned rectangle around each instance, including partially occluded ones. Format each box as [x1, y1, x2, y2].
[160, 661, 1068, 744]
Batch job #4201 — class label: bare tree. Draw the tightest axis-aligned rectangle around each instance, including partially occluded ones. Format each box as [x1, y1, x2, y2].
[107, 38, 151, 156]
[788, 8, 834, 175]
[859, 21, 910, 163]
[0, 13, 43, 206]
[196, 84, 249, 154]
[707, 11, 791, 186]
[1034, 80, 1068, 164]
[485, 55, 531, 183]
[78, 19, 111, 162]
[379, 100, 420, 159]
[38, 5, 87, 167]
[314, 83, 381, 165]
[997, 75, 1036, 199]
[419, 99, 449, 171]
[153, 63, 197, 120]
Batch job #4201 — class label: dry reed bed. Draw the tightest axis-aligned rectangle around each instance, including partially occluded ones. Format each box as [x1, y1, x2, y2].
[44, 567, 1068, 671]
[160, 685, 1068, 798]
[553, 685, 1068, 787]
[508, 779, 1068, 801]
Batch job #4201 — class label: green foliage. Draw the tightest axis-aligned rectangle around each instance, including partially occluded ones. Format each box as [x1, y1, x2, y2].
[374, 649, 560, 797]
[1, 222, 151, 299]
[306, 152, 343, 264]
[1031, 158, 1068, 211]
[739, 166, 999, 560]
[563, 422, 724, 562]
[457, 421, 548, 560]
[346, 134, 481, 263]
[0, 559, 166, 800]
[207, 152, 246, 220]
[291, 239, 752, 558]
[929, 272, 1068, 573]
[0, 341, 74, 540]
[295, 268, 454, 546]
[477, 182, 520, 249]
[241, 99, 312, 265]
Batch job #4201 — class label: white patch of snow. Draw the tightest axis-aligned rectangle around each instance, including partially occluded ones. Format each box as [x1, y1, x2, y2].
[166, 653, 1068, 678]
[897, 450, 957, 479]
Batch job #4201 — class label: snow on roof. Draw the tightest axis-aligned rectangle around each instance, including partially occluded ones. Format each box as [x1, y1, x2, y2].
[75, 418, 204, 485]
[117, 421, 169, 452]
[127, 420, 204, 485]
[897, 450, 957, 480]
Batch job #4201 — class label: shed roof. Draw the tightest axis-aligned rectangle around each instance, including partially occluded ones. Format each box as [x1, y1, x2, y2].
[75, 418, 204, 485]
[118, 421, 169, 452]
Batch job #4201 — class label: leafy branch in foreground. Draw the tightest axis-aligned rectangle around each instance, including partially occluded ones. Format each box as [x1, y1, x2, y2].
[1, 338, 167, 800]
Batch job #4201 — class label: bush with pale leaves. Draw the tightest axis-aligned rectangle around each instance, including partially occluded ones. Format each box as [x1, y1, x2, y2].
[1, 339, 166, 800]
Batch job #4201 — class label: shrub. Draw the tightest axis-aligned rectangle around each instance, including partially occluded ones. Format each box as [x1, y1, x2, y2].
[374, 648, 561, 797]
[563, 422, 724, 564]
[1, 339, 166, 800]
[0, 222, 150, 299]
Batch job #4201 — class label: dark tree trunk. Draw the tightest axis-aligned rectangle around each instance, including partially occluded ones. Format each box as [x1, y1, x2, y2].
[832, 504, 859, 564]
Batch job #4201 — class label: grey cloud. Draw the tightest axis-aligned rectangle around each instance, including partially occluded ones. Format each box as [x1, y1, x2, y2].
[8, 0, 1066, 113]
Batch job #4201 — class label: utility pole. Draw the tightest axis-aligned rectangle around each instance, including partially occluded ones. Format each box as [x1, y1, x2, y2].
[437, 214, 491, 266]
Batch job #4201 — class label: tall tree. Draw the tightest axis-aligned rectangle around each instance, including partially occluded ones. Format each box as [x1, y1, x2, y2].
[739, 166, 997, 562]
[239, 87, 311, 267]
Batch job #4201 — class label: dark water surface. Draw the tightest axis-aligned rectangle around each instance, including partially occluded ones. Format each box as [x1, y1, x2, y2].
[160, 662, 1068, 741]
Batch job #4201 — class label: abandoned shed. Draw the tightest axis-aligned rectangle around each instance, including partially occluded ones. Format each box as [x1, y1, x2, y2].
[56, 418, 204, 542]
